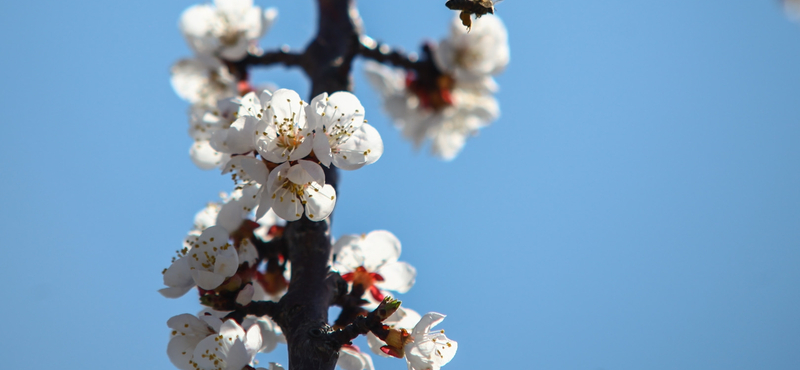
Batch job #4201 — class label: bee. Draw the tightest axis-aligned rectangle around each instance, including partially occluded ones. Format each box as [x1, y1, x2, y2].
[445, 0, 503, 31]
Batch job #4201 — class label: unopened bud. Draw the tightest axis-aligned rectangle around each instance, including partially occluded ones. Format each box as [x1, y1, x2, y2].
[375, 296, 401, 320]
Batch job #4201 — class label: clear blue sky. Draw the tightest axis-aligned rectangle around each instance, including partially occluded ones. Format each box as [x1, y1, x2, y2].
[1, 1, 800, 369]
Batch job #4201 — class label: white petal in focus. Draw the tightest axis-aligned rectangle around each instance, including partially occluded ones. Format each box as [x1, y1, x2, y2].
[332, 123, 383, 170]
[161, 257, 195, 298]
[270, 187, 304, 222]
[192, 269, 226, 290]
[239, 156, 269, 184]
[313, 130, 333, 167]
[304, 183, 336, 222]
[293, 160, 326, 185]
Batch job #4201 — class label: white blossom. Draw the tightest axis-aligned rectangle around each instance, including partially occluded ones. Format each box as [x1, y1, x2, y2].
[191, 319, 262, 370]
[366, 307, 422, 358]
[255, 89, 314, 163]
[308, 91, 384, 170]
[333, 230, 416, 301]
[364, 62, 499, 161]
[172, 57, 237, 107]
[189, 94, 241, 143]
[210, 91, 269, 155]
[434, 14, 509, 93]
[213, 182, 261, 233]
[199, 308, 286, 354]
[180, 0, 278, 60]
[183, 91, 240, 170]
[187, 225, 238, 290]
[363, 15, 507, 161]
[404, 313, 458, 370]
[167, 313, 222, 370]
[161, 184, 268, 298]
[255, 160, 336, 222]
[337, 345, 374, 370]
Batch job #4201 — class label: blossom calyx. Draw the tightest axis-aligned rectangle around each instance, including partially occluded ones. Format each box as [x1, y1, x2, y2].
[378, 327, 411, 359]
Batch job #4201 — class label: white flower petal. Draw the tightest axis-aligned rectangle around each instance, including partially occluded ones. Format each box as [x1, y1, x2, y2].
[226, 116, 259, 153]
[168, 334, 203, 370]
[159, 285, 195, 299]
[214, 245, 240, 277]
[270, 187, 303, 221]
[304, 183, 336, 222]
[361, 230, 402, 271]
[269, 89, 305, 123]
[239, 156, 269, 184]
[313, 130, 333, 167]
[161, 257, 195, 298]
[412, 312, 446, 336]
[190, 140, 226, 170]
[236, 284, 255, 305]
[332, 234, 364, 268]
[366, 333, 391, 358]
[244, 323, 263, 358]
[192, 269, 226, 290]
[332, 123, 383, 170]
[376, 261, 416, 293]
[242, 316, 282, 353]
[255, 184, 273, 220]
[338, 346, 374, 370]
[307, 92, 328, 127]
[293, 160, 326, 185]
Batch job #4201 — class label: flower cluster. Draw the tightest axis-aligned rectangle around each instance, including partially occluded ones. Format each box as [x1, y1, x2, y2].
[162, 183, 288, 369]
[163, 1, 477, 370]
[160, 184, 283, 298]
[172, 0, 278, 169]
[214, 88, 384, 221]
[330, 231, 457, 370]
[365, 14, 508, 160]
[369, 309, 458, 370]
[180, 0, 277, 61]
[167, 313, 285, 370]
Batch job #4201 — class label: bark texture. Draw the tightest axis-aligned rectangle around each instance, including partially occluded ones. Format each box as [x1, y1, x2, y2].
[277, 2, 359, 368]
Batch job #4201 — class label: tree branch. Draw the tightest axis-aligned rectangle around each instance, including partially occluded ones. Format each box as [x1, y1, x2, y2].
[328, 296, 402, 346]
[357, 36, 418, 70]
[225, 47, 304, 82]
[224, 300, 282, 324]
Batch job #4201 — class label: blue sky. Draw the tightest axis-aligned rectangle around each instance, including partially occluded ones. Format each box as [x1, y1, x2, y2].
[1, 1, 800, 369]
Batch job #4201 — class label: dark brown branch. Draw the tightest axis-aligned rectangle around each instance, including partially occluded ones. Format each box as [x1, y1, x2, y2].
[303, 0, 362, 96]
[327, 271, 350, 307]
[331, 280, 368, 329]
[224, 48, 304, 82]
[271, 1, 361, 368]
[224, 300, 282, 324]
[357, 36, 418, 70]
[328, 297, 402, 346]
[253, 235, 287, 261]
[279, 217, 338, 369]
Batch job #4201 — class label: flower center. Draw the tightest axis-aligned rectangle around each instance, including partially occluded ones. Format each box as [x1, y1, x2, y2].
[406, 72, 455, 111]
[341, 266, 385, 301]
